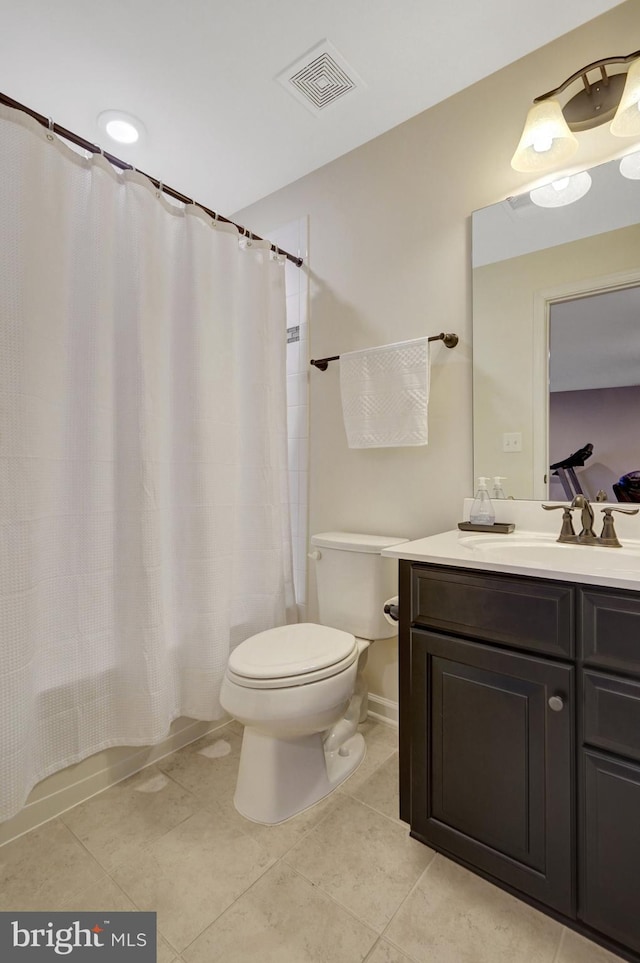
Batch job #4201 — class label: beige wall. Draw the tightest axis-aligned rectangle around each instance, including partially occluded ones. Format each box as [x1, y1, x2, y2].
[235, 1, 639, 706]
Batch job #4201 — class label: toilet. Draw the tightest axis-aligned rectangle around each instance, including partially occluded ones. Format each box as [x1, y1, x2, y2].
[220, 531, 407, 824]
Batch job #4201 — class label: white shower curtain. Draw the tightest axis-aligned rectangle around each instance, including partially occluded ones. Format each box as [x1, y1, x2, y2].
[0, 105, 295, 822]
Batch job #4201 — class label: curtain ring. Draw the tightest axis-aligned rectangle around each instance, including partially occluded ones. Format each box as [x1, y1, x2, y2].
[156, 180, 163, 199]
[46, 118, 55, 142]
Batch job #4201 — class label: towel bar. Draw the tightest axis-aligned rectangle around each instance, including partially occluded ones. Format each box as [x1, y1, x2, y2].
[310, 332, 458, 371]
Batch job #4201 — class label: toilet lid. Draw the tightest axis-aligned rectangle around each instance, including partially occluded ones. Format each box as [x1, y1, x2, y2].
[228, 623, 357, 683]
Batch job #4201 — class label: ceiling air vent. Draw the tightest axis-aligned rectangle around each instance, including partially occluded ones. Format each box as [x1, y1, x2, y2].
[277, 41, 363, 115]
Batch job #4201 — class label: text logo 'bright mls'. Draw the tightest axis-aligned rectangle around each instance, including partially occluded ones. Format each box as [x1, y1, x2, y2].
[1, 912, 156, 960]
[13, 921, 108, 953]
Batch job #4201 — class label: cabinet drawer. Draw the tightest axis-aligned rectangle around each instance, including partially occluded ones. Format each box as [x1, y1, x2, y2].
[580, 587, 640, 675]
[411, 566, 574, 657]
[583, 671, 640, 763]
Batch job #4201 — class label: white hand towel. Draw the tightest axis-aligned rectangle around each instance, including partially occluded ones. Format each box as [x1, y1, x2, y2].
[339, 337, 430, 448]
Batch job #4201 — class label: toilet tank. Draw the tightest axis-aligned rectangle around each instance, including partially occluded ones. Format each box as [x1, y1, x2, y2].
[310, 532, 408, 640]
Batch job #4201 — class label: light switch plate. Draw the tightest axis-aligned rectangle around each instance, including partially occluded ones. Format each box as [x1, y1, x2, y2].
[503, 432, 522, 452]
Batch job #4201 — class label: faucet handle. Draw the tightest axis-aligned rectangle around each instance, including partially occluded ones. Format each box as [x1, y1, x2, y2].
[599, 507, 639, 547]
[542, 504, 577, 542]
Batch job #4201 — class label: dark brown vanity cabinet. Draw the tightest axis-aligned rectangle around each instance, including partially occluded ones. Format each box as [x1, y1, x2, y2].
[579, 587, 640, 955]
[399, 562, 640, 961]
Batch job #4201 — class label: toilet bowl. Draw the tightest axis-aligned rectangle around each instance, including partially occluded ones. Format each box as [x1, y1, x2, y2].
[220, 531, 407, 825]
[220, 623, 369, 824]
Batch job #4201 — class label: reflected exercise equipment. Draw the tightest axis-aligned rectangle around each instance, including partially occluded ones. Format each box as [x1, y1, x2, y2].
[550, 443, 593, 499]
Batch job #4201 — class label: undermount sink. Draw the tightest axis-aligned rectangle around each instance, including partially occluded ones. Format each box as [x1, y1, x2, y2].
[458, 533, 640, 577]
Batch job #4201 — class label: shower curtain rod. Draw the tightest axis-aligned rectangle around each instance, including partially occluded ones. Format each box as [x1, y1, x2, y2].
[0, 91, 304, 268]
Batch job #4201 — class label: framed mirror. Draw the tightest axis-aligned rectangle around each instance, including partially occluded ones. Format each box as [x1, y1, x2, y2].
[472, 152, 640, 500]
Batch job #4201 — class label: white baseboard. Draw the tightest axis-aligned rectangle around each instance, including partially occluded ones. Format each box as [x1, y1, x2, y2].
[367, 693, 398, 728]
[0, 716, 231, 849]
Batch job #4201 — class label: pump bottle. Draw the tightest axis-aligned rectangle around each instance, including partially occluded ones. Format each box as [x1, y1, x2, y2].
[492, 477, 507, 499]
[470, 477, 495, 526]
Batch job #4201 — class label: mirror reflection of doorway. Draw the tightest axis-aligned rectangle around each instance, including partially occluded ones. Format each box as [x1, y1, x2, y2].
[548, 284, 640, 502]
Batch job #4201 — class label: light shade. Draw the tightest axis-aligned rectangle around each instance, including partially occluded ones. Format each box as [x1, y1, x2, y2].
[511, 99, 578, 172]
[529, 171, 592, 208]
[620, 151, 640, 179]
[610, 57, 640, 137]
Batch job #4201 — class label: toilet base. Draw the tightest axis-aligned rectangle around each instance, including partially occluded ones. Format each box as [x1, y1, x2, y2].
[233, 728, 366, 825]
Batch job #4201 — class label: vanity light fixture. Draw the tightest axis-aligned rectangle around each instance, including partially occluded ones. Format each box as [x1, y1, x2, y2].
[97, 110, 145, 145]
[511, 50, 640, 173]
[529, 171, 592, 208]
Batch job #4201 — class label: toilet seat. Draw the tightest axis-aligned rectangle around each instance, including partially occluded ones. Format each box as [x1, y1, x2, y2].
[227, 623, 357, 690]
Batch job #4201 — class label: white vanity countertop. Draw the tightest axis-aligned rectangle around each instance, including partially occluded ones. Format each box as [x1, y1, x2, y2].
[382, 501, 640, 591]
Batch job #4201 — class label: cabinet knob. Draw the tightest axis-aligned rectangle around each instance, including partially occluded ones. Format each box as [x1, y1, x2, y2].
[548, 695, 565, 712]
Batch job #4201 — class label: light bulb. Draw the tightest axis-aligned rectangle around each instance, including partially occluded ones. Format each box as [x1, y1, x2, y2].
[105, 119, 139, 144]
[97, 110, 146, 147]
[532, 132, 553, 153]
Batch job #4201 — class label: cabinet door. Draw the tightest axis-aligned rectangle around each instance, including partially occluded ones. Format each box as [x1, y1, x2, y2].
[580, 750, 640, 954]
[411, 629, 574, 915]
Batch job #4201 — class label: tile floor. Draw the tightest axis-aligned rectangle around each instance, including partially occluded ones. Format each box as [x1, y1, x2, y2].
[0, 719, 627, 963]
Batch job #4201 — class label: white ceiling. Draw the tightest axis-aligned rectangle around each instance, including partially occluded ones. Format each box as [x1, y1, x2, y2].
[0, 0, 624, 215]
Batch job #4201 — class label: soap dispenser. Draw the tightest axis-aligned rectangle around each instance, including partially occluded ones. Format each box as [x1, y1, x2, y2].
[492, 477, 507, 499]
[470, 477, 495, 526]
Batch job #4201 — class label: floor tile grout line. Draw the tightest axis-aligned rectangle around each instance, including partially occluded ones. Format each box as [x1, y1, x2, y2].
[282, 862, 380, 947]
[374, 848, 440, 950]
[346, 788, 409, 831]
[170, 849, 281, 958]
[62, 791, 201, 878]
[371, 930, 424, 963]
[347, 744, 399, 781]
[362, 935, 415, 963]
[281, 844, 433, 949]
[263, 787, 356, 858]
[174, 857, 274, 958]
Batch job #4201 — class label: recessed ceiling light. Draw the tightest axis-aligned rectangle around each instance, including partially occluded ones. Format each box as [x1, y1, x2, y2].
[97, 110, 145, 146]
